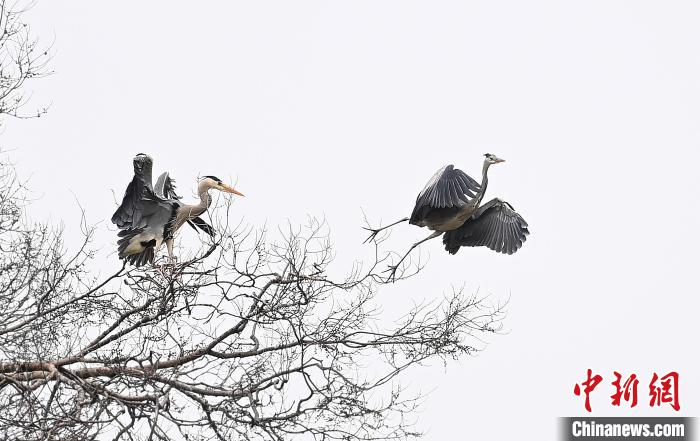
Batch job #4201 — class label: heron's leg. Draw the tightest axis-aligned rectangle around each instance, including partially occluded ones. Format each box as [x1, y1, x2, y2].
[363, 217, 409, 243]
[385, 230, 443, 282]
[165, 239, 176, 263]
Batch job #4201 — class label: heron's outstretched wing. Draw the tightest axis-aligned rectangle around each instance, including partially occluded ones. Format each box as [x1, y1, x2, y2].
[410, 164, 480, 223]
[187, 216, 215, 237]
[154, 172, 182, 200]
[442, 198, 529, 255]
[111, 154, 154, 229]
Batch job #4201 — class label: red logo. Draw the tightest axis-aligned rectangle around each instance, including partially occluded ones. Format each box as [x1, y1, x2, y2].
[649, 372, 680, 411]
[574, 370, 680, 412]
[611, 371, 639, 408]
[573, 369, 603, 412]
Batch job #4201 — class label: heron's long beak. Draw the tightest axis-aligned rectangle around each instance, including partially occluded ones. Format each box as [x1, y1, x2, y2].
[494, 157, 505, 163]
[221, 184, 244, 196]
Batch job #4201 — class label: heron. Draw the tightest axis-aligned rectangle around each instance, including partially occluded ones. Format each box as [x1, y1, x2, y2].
[364, 153, 529, 281]
[111, 153, 244, 266]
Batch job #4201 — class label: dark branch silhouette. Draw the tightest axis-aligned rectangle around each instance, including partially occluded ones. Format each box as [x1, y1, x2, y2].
[0, 159, 506, 440]
[0, 0, 51, 124]
[0, 4, 505, 439]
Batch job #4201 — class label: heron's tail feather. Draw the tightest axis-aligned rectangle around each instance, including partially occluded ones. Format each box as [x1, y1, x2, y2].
[117, 228, 156, 267]
[126, 245, 154, 267]
[442, 230, 463, 255]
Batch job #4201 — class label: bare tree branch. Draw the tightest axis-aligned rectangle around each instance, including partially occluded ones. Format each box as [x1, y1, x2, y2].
[0, 5, 505, 437]
[0, 0, 51, 125]
[0, 158, 506, 440]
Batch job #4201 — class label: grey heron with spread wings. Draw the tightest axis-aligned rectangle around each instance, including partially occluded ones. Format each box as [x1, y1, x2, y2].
[365, 153, 529, 281]
[111, 153, 244, 266]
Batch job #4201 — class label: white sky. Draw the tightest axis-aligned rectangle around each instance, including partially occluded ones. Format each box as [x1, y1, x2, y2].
[4, 1, 699, 439]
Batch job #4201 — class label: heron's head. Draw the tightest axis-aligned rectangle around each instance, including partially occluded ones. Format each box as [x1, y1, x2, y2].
[199, 175, 244, 196]
[484, 153, 505, 165]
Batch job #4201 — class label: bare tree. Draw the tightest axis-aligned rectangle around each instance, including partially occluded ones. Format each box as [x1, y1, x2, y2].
[0, 0, 51, 124]
[0, 3, 505, 440]
[0, 159, 506, 440]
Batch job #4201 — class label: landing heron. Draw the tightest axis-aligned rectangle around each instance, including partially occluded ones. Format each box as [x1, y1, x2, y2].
[365, 153, 529, 281]
[111, 153, 244, 266]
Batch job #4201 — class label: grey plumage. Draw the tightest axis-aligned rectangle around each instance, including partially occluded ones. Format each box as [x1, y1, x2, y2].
[367, 153, 529, 281]
[412, 164, 480, 212]
[407, 155, 528, 249]
[153, 171, 213, 237]
[111, 153, 153, 230]
[112, 155, 179, 266]
[154, 172, 181, 200]
[111, 154, 242, 266]
[442, 198, 529, 255]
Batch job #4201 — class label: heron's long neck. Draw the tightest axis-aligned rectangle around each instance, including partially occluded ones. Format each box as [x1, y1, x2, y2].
[173, 185, 212, 231]
[477, 160, 491, 205]
[195, 186, 213, 213]
[182, 184, 212, 217]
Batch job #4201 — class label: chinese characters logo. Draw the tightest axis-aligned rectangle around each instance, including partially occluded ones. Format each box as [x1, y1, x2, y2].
[573, 370, 680, 412]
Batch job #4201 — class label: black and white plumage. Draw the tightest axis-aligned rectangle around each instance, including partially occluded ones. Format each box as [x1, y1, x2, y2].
[115, 195, 178, 267]
[364, 153, 529, 280]
[111, 154, 179, 266]
[111, 154, 244, 267]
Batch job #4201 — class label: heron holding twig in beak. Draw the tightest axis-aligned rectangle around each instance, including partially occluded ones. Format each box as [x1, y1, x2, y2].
[111, 153, 244, 266]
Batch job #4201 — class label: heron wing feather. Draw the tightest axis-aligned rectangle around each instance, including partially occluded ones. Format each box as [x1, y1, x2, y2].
[187, 216, 215, 237]
[155, 172, 181, 200]
[442, 198, 529, 255]
[111, 155, 155, 229]
[112, 155, 183, 266]
[410, 164, 481, 224]
[112, 176, 153, 229]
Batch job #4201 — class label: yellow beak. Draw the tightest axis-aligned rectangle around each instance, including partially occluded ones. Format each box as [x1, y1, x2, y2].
[221, 184, 244, 197]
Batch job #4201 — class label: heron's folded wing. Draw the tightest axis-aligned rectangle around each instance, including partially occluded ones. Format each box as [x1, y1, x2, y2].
[154, 172, 181, 200]
[410, 164, 480, 222]
[443, 198, 529, 255]
[187, 216, 215, 237]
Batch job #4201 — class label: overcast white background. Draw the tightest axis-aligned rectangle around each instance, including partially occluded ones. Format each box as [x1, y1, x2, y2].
[3, 1, 699, 439]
